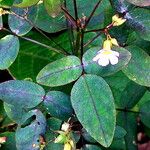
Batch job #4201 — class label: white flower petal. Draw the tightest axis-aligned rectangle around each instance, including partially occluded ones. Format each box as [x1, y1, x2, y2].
[93, 54, 101, 61]
[98, 57, 109, 66]
[112, 51, 119, 57]
[97, 49, 104, 54]
[109, 55, 119, 65]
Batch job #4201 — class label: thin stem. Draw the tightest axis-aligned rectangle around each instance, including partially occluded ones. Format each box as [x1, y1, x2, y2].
[83, 32, 101, 47]
[80, 29, 84, 59]
[61, 6, 77, 27]
[84, 28, 104, 33]
[64, 0, 75, 54]
[73, 0, 78, 21]
[10, 10, 70, 55]
[75, 31, 81, 56]
[84, 0, 102, 28]
[73, 0, 79, 31]
[2, 28, 68, 55]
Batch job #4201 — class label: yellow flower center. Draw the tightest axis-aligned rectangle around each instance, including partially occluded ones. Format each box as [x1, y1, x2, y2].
[102, 50, 113, 55]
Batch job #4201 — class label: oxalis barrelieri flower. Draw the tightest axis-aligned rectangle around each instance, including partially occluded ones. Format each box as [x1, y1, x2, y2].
[93, 38, 120, 67]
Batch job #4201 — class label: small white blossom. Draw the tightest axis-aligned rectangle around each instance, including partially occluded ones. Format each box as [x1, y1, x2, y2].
[93, 38, 120, 67]
[61, 122, 70, 132]
[93, 49, 119, 67]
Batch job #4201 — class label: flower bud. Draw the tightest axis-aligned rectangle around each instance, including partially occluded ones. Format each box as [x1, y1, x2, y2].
[64, 142, 72, 150]
[0, 8, 3, 16]
[111, 38, 119, 46]
[61, 122, 70, 132]
[69, 140, 75, 149]
[112, 14, 126, 26]
[54, 134, 67, 144]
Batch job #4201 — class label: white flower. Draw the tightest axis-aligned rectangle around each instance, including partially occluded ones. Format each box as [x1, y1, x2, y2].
[61, 122, 70, 132]
[93, 38, 120, 67]
[93, 49, 119, 66]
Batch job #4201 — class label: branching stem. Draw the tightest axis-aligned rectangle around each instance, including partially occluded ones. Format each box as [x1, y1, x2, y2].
[2, 28, 68, 55]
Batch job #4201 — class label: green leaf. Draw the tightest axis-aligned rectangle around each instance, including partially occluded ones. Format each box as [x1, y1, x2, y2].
[45, 117, 63, 150]
[104, 71, 131, 107]
[0, 132, 17, 150]
[82, 128, 97, 143]
[137, 91, 150, 107]
[117, 112, 138, 150]
[66, 0, 110, 29]
[82, 46, 131, 77]
[140, 101, 150, 128]
[35, 3, 66, 33]
[118, 81, 146, 109]
[13, 0, 40, 8]
[0, 35, 19, 70]
[110, 138, 126, 150]
[4, 102, 27, 124]
[8, 6, 38, 36]
[9, 31, 63, 81]
[0, 80, 45, 108]
[44, 91, 73, 120]
[36, 56, 83, 87]
[81, 145, 102, 150]
[0, 0, 14, 7]
[47, 117, 62, 130]
[44, 0, 61, 18]
[125, 8, 150, 41]
[114, 126, 126, 140]
[122, 45, 150, 87]
[0, 15, 3, 29]
[16, 109, 46, 150]
[126, 0, 150, 6]
[71, 74, 116, 147]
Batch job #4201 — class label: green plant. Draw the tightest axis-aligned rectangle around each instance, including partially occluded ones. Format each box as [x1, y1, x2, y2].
[0, 0, 150, 149]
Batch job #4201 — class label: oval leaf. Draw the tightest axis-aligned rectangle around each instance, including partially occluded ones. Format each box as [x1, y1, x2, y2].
[0, 80, 45, 108]
[13, 0, 39, 8]
[122, 45, 150, 87]
[126, 0, 150, 6]
[4, 102, 27, 124]
[8, 6, 37, 36]
[140, 101, 150, 128]
[82, 47, 131, 77]
[125, 8, 150, 41]
[35, 3, 66, 33]
[44, 0, 61, 18]
[36, 56, 83, 87]
[44, 91, 73, 120]
[82, 145, 102, 150]
[71, 74, 116, 147]
[0, 35, 19, 70]
[0, 0, 14, 7]
[9, 31, 63, 81]
[16, 109, 46, 150]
